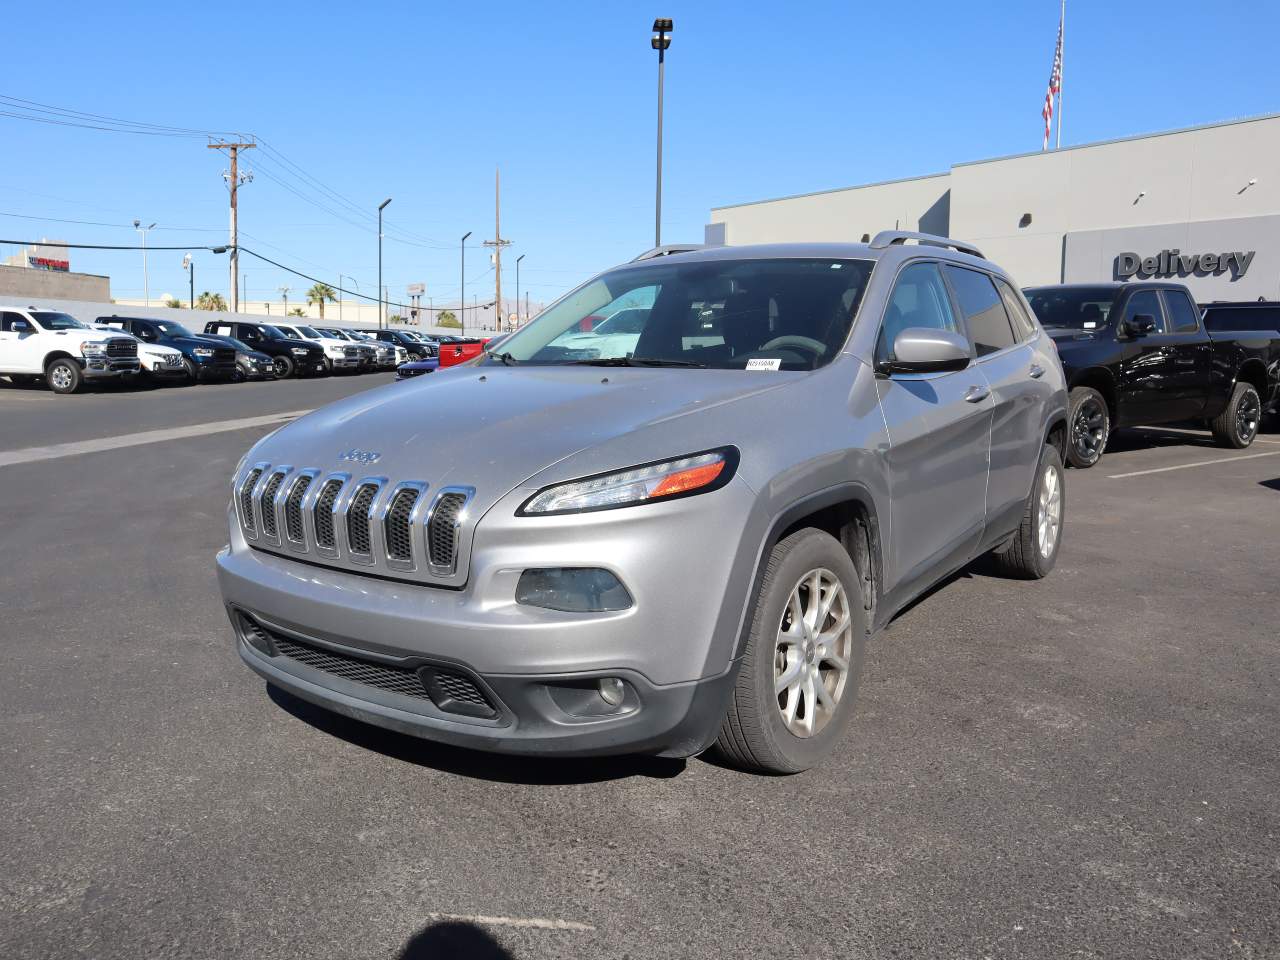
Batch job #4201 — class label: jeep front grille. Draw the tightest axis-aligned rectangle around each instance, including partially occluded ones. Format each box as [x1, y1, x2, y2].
[428, 492, 467, 570]
[345, 483, 379, 555]
[234, 465, 473, 582]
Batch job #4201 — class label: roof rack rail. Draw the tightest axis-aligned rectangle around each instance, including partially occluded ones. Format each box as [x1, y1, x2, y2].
[868, 230, 984, 259]
[631, 243, 704, 262]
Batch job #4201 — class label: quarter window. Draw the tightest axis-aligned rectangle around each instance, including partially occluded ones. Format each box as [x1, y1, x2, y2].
[1162, 290, 1200, 334]
[994, 277, 1037, 340]
[945, 265, 1017, 357]
[876, 262, 961, 364]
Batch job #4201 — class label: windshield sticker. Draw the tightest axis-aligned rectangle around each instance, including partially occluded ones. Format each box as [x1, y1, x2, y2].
[746, 358, 782, 371]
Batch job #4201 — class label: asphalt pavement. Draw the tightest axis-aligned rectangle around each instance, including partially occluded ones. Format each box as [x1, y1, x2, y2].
[2, 375, 1278, 959]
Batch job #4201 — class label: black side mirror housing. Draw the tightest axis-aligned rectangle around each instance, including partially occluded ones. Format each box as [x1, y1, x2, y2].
[1123, 314, 1157, 338]
[12, 320, 33, 333]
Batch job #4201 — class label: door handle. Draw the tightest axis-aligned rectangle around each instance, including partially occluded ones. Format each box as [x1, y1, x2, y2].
[1174, 358, 1195, 366]
[963, 385, 991, 403]
[1029, 363, 1045, 379]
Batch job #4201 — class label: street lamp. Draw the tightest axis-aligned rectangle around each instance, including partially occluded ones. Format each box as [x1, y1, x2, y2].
[377, 198, 392, 330]
[279, 285, 290, 317]
[515, 254, 525, 329]
[182, 253, 194, 309]
[460, 230, 472, 336]
[651, 18, 673, 248]
[134, 219, 157, 306]
[338, 274, 359, 324]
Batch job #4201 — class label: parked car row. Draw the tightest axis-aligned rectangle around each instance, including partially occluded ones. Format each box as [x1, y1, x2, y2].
[0, 304, 466, 394]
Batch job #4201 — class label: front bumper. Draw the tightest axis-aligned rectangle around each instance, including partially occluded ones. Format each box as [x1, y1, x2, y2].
[194, 359, 238, 381]
[80, 357, 141, 378]
[144, 362, 188, 379]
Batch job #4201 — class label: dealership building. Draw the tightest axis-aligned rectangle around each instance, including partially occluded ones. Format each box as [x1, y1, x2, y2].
[706, 114, 1280, 303]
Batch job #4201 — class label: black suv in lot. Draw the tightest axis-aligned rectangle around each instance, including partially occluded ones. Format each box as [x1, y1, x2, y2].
[202, 320, 326, 378]
[1023, 282, 1280, 467]
[96, 315, 238, 381]
[373, 329, 436, 359]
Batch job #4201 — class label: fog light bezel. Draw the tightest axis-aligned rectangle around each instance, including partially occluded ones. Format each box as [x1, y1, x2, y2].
[515, 567, 633, 613]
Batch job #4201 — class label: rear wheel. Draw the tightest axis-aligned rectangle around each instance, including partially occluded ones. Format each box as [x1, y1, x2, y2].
[1210, 381, 1261, 449]
[990, 443, 1065, 579]
[715, 529, 866, 774]
[272, 355, 295, 379]
[46, 358, 83, 395]
[1066, 386, 1109, 469]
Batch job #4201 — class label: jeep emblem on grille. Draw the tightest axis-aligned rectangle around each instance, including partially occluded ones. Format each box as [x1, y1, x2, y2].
[338, 448, 381, 464]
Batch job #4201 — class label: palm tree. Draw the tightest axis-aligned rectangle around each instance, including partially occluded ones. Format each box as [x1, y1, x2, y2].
[288, 307, 305, 317]
[306, 282, 337, 319]
[196, 291, 227, 311]
[437, 310, 459, 328]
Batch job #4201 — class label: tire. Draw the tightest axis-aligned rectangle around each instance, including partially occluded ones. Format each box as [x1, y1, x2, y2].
[273, 355, 295, 379]
[715, 528, 867, 774]
[232, 364, 247, 383]
[322, 357, 333, 375]
[1210, 381, 1261, 449]
[1066, 386, 1109, 469]
[181, 357, 199, 384]
[45, 358, 83, 395]
[989, 443, 1065, 580]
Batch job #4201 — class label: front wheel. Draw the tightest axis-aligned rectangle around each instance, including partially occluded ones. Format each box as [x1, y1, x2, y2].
[273, 355, 295, 379]
[715, 528, 866, 774]
[46, 358, 83, 395]
[990, 443, 1065, 579]
[1066, 386, 1109, 468]
[1210, 381, 1261, 449]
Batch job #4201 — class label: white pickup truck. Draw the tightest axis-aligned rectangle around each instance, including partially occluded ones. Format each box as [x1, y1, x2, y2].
[0, 305, 141, 394]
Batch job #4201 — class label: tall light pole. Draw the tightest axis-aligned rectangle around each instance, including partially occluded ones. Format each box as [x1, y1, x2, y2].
[651, 18, 673, 248]
[377, 198, 392, 330]
[515, 254, 524, 329]
[182, 253, 194, 309]
[279, 286, 290, 317]
[134, 220, 156, 305]
[460, 230, 472, 336]
[339, 274, 359, 324]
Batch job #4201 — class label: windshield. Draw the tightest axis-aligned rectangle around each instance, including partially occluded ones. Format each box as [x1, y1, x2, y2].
[217, 336, 253, 352]
[494, 257, 873, 369]
[320, 328, 348, 340]
[31, 311, 86, 331]
[261, 325, 289, 339]
[345, 330, 372, 340]
[1023, 287, 1117, 330]
[294, 326, 321, 338]
[154, 321, 195, 338]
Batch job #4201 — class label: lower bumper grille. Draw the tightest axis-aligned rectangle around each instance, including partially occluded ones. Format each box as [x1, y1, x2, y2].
[240, 615, 498, 718]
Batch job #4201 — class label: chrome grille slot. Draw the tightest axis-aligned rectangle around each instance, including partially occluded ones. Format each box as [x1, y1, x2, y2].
[239, 468, 263, 532]
[284, 475, 313, 543]
[259, 472, 286, 539]
[384, 488, 420, 562]
[313, 478, 343, 549]
[427, 491, 469, 572]
[345, 483, 379, 556]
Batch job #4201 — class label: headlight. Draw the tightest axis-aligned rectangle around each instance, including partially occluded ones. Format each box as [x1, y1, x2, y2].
[193, 347, 214, 358]
[80, 341, 107, 356]
[291, 347, 309, 355]
[519, 448, 738, 516]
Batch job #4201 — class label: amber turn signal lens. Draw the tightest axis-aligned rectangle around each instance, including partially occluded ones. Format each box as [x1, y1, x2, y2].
[650, 460, 725, 498]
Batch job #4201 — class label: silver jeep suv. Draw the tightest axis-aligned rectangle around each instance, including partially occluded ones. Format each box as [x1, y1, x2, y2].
[216, 232, 1068, 773]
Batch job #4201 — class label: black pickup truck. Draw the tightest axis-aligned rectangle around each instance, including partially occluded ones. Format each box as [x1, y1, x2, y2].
[1022, 282, 1280, 468]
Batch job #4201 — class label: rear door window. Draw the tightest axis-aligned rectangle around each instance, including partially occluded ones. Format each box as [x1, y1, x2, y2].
[944, 265, 1017, 357]
[1162, 290, 1200, 334]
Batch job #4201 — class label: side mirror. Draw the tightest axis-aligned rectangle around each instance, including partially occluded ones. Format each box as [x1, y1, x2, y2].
[1123, 314, 1157, 337]
[881, 327, 972, 375]
[11, 320, 33, 333]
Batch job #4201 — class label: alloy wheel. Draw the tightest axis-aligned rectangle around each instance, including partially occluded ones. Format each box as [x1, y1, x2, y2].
[49, 365, 73, 391]
[1072, 398, 1106, 462]
[1038, 463, 1063, 558]
[773, 568, 854, 738]
[1236, 389, 1260, 443]
[273, 357, 290, 378]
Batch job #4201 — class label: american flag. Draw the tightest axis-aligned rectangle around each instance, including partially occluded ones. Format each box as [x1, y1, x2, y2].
[1042, 15, 1063, 150]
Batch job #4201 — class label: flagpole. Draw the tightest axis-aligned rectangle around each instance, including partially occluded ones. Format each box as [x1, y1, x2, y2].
[1056, 0, 1065, 149]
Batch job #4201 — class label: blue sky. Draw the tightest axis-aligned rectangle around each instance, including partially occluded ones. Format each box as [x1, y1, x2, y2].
[2, 0, 1277, 310]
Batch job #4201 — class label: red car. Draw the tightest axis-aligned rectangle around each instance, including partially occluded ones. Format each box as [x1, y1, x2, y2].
[437, 337, 491, 368]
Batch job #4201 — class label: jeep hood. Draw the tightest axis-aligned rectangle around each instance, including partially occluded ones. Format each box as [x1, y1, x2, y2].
[249, 367, 797, 511]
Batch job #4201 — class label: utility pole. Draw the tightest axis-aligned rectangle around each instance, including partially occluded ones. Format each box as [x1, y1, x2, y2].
[182, 253, 194, 309]
[134, 220, 156, 306]
[377, 198, 392, 329]
[208, 140, 255, 313]
[483, 167, 512, 330]
[515, 254, 524, 331]
[279, 285, 290, 317]
[460, 231, 472, 336]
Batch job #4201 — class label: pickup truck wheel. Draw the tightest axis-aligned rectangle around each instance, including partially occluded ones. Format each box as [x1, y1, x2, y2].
[1210, 382, 1261, 449]
[1067, 386, 1109, 468]
[715, 528, 866, 774]
[991, 443, 1065, 580]
[45, 358, 83, 395]
[273, 355, 295, 379]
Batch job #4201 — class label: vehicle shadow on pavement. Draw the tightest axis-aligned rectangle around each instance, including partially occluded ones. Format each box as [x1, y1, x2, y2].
[267, 684, 687, 785]
[1260, 477, 1280, 492]
[1108, 425, 1219, 454]
[397, 920, 514, 959]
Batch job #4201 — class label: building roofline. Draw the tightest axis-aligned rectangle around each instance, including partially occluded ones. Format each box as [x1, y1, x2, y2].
[952, 112, 1280, 169]
[710, 170, 950, 214]
[711, 112, 1280, 214]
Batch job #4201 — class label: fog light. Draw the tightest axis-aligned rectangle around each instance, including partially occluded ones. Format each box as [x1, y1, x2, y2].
[515, 568, 633, 612]
[598, 677, 625, 706]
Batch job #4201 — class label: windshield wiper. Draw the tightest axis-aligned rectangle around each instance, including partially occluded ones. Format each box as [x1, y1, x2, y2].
[485, 350, 518, 365]
[563, 356, 707, 368]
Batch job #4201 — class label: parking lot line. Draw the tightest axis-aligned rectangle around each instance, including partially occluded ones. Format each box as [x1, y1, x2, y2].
[424, 913, 594, 932]
[0, 409, 312, 468]
[1108, 449, 1280, 479]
